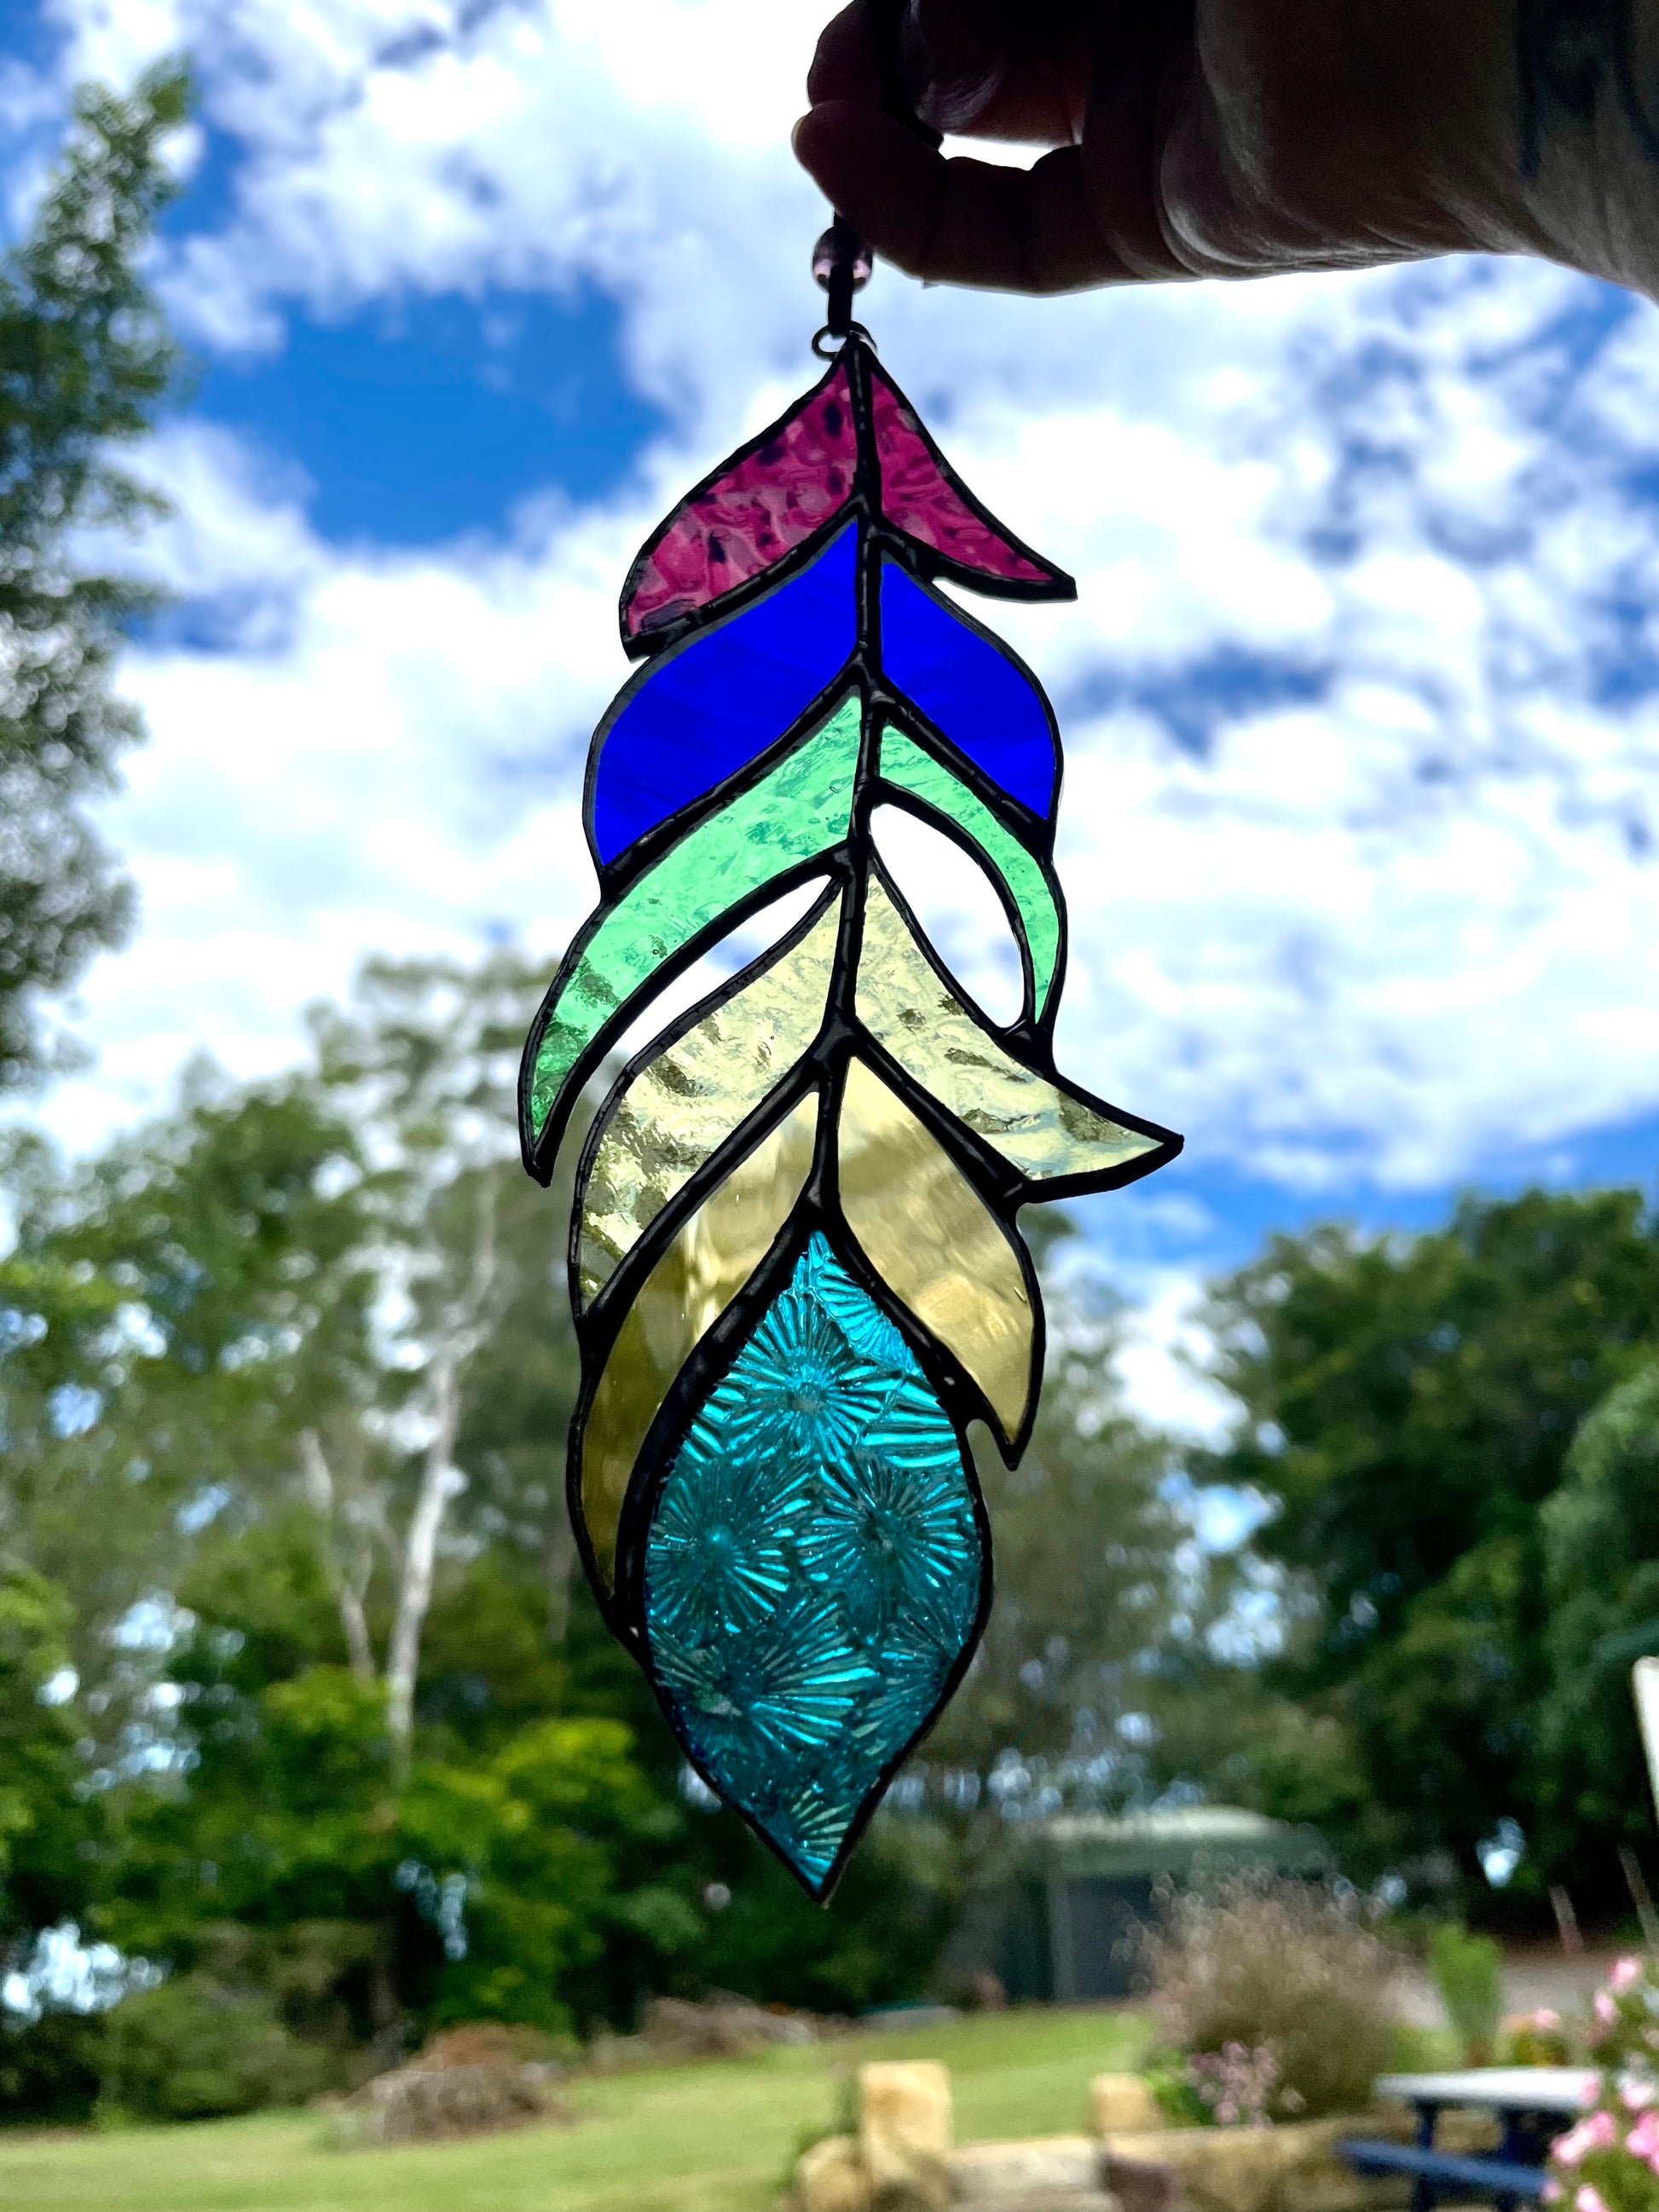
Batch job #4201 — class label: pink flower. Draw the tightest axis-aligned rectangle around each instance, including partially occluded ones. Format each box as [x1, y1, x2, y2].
[1543, 2185, 1563, 2204]
[1554, 2114, 1617, 2168]
[1626, 2111, 1659, 2163]
[1613, 1958, 1644, 1993]
[1575, 2186, 1610, 2212]
[1596, 1992, 1618, 2024]
[1535, 2009, 1562, 2030]
[1623, 2082, 1656, 2112]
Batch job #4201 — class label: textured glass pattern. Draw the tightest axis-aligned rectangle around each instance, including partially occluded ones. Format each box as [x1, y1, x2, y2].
[521, 329, 1185, 1898]
[857, 878, 1160, 1185]
[580, 1095, 818, 1584]
[593, 524, 857, 862]
[577, 894, 841, 1302]
[871, 368, 1056, 587]
[624, 367, 856, 643]
[877, 724, 1061, 1015]
[643, 1233, 982, 1891]
[529, 697, 862, 1141]
[880, 562, 1056, 817]
[839, 1057, 1033, 1441]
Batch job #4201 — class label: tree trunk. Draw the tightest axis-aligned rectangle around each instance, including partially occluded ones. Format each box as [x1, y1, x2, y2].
[384, 1351, 465, 1775]
[298, 1428, 375, 1684]
[383, 1179, 497, 1776]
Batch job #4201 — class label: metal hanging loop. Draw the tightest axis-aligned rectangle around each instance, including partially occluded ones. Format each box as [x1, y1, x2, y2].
[812, 221, 873, 341]
[811, 317, 875, 361]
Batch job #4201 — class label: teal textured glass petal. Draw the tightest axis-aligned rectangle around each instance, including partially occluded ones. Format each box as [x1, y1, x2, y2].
[642, 1233, 983, 1892]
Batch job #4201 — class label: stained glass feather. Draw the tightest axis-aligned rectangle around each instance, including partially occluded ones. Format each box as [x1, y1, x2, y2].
[520, 330, 1181, 1899]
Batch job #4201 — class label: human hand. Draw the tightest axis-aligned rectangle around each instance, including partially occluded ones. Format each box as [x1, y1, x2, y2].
[793, 0, 1649, 296]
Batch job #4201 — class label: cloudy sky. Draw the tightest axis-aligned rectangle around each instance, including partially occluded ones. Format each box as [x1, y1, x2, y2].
[8, 0, 1659, 1430]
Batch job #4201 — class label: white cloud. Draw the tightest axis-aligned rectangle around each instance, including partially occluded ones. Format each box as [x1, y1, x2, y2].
[1112, 1271, 1238, 1447]
[13, 0, 1659, 1263]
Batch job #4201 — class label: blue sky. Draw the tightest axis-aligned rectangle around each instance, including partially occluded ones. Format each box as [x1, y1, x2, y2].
[9, 0, 1659, 1431]
[185, 282, 661, 545]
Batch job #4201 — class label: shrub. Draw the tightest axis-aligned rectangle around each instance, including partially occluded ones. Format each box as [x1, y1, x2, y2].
[1143, 1874, 1401, 2122]
[1505, 2007, 1577, 2066]
[1547, 1956, 1659, 2212]
[1430, 1923, 1503, 2065]
[0, 2009, 107, 2124]
[96, 1974, 329, 2122]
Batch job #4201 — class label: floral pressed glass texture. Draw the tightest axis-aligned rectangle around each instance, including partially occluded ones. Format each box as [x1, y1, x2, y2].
[642, 1233, 984, 1892]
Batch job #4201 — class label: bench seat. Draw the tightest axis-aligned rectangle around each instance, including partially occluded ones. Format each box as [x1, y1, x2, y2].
[1338, 2137, 1550, 2199]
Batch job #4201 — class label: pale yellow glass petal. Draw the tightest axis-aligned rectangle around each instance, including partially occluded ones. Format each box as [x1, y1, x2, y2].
[577, 894, 840, 1302]
[838, 1057, 1033, 1441]
[580, 1093, 818, 1585]
[857, 875, 1159, 1184]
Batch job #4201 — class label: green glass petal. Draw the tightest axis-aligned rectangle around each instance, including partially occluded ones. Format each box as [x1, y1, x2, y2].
[577, 892, 841, 1302]
[857, 875, 1159, 1187]
[529, 696, 862, 1142]
[878, 724, 1061, 1017]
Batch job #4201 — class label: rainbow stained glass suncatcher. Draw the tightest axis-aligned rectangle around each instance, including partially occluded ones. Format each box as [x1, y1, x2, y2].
[518, 328, 1182, 1898]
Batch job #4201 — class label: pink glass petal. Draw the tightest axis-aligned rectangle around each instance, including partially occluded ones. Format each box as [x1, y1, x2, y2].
[624, 367, 857, 642]
[871, 369, 1055, 586]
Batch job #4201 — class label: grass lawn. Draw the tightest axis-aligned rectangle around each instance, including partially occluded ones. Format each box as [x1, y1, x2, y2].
[0, 2006, 1152, 2212]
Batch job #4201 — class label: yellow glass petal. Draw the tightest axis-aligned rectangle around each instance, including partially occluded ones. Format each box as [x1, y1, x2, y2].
[857, 875, 1159, 1185]
[577, 892, 840, 1303]
[838, 1057, 1033, 1442]
[580, 1093, 818, 1586]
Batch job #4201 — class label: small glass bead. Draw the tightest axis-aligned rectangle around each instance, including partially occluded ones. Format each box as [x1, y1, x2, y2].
[812, 222, 872, 292]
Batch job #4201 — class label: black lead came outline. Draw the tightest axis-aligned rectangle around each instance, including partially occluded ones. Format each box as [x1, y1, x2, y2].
[518, 328, 1183, 1900]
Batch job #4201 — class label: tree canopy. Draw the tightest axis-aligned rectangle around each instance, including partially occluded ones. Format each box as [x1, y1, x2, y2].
[1196, 1188, 1659, 1906]
[0, 63, 186, 1092]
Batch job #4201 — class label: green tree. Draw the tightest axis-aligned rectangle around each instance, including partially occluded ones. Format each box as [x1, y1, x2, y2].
[922, 1278, 1184, 1815]
[1540, 1358, 1659, 1868]
[7, 955, 1182, 2065]
[1197, 1188, 1659, 1897]
[0, 1564, 102, 1948]
[0, 1074, 373, 1697]
[1, 64, 187, 1090]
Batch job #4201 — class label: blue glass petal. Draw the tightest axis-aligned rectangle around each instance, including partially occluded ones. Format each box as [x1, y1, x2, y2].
[592, 524, 858, 863]
[643, 1233, 983, 1891]
[880, 560, 1057, 817]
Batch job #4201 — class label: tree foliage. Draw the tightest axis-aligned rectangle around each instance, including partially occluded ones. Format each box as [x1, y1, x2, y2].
[1, 63, 187, 1089]
[1197, 1188, 1659, 1900]
[1540, 1358, 1659, 1868]
[0, 953, 987, 2110]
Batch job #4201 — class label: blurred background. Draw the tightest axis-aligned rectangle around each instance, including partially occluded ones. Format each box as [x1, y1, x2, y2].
[6, 1, 1659, 2203]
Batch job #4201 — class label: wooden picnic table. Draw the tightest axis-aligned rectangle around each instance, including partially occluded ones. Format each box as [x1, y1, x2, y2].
[1341, 2067, 1597, 2212]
